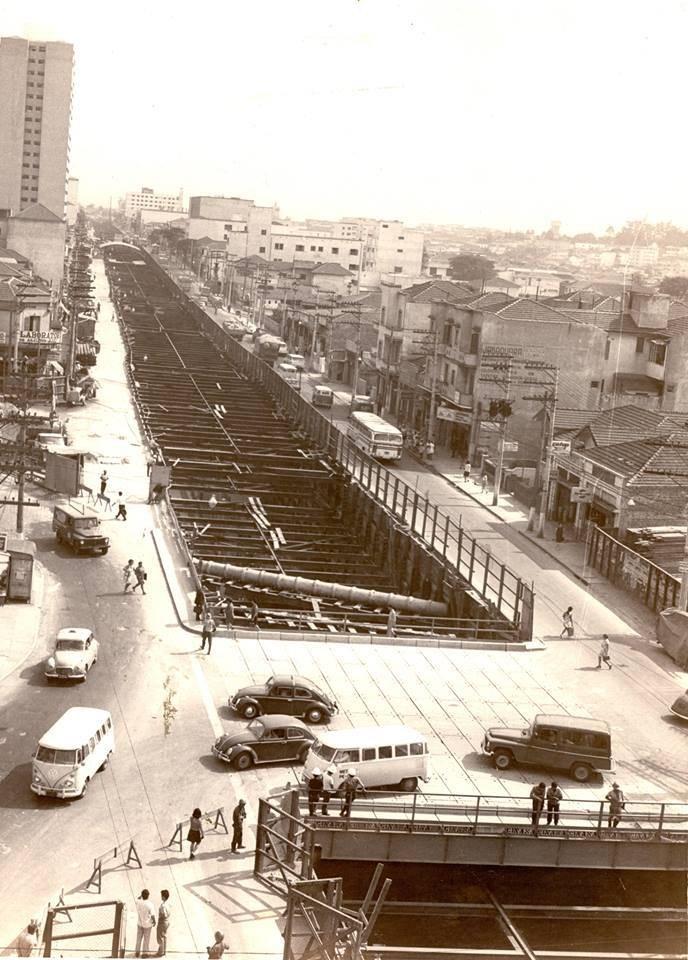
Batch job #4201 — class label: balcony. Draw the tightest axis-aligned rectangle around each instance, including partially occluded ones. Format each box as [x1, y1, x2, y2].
[446, 346, 478, 366]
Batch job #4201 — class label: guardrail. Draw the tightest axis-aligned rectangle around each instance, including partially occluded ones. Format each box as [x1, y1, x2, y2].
[292, 788, 688, 841]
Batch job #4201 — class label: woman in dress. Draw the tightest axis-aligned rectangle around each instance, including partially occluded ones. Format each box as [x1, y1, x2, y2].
[187, 807, 204, 860]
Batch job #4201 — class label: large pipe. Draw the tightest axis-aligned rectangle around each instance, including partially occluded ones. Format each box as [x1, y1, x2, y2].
[196, 559, 448, 617]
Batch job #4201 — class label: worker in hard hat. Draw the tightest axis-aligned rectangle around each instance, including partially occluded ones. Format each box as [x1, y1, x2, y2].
[339, 768, 365, 818]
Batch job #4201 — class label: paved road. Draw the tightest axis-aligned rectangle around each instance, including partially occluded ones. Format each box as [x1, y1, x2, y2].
[1, 261, 687, 954]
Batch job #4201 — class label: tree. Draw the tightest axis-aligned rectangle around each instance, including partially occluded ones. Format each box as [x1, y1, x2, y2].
[448, 254, 495, 283]
[659, 276, 688, 299]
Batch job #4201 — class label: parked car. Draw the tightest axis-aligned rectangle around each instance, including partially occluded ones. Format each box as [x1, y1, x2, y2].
[45, 627, 99, 681]
[286, 353, 306, 370]
[212, 715, 316, 770]
[349, 394, 375, 415]
[482, 714, 613, 783]
[229, 674, 338, 723]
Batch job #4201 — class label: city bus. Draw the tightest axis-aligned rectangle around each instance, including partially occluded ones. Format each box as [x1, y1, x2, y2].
[347, 412, 403, 461]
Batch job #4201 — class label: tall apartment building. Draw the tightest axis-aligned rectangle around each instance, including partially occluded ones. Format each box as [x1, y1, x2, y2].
[124, 186, 185, 218]
[0, 37, 74, 218]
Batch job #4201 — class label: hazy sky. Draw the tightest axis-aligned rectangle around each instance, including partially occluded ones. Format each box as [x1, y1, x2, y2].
[5, 0, 688, 233]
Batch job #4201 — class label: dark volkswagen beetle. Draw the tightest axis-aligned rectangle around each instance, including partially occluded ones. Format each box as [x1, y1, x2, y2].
[212, 715, 316, 770]
[228, 674, 338, 724]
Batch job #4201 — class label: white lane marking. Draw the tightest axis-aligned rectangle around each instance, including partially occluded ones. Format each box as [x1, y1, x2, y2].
[191, 656, 224, 739]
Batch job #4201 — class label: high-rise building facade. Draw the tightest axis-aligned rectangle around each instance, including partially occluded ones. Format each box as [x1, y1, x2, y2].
[0, 37, 74, 218]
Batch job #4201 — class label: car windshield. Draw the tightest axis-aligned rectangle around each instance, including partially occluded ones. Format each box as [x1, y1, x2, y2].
[36, 746, 77, 765]
[74, 517, 98, 530]
[56, 640, 85, 651]
[310, 741, 336, 763]
[248, 719, 266, 738]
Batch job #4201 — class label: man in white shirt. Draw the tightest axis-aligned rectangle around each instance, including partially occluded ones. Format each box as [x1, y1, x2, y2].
[135, 889, 157, 957]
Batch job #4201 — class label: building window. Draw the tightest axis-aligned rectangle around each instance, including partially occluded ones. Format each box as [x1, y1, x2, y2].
[349, 248, 359, 255]
[296, 245, 304, 252]
[393, 266, 402, 274]
[590, 380, 600, 388]
[259, 246, 266, 253]
[635, 336, 645, 353]
[398, 235, 405, 240]
[261, 229, 267, 235]
[397, 309, 402, 325]
[310, 245, 316, 252]
[349, 264, 359, 271]
[331, 247, 339, 254]
[317, 246, 323, 252]
[450, 368, 456, 385]
[274, 243, 284, 251]
[469, 330, 480, 354]
[397, 248, 403, 253]
[649, 341, 666, 365]
[429, 267, 437, 276]
[24, 314, 41, 333]
[604, 339, 611, 360]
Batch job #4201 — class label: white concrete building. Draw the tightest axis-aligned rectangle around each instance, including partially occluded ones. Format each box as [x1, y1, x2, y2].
[0, 37, 74, 218]
[124, 187, 185, 218]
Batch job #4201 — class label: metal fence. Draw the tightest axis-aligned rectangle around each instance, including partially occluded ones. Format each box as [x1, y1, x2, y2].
[587, 524, 680, 614]
[153, 257, 534, 640]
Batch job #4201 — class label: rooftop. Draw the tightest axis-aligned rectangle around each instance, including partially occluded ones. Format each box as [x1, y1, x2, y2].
[12, 202, 64, 223]
[576, 404, 688, 447]
[401, 279, 474, 303]
[582, 432, 688, 486]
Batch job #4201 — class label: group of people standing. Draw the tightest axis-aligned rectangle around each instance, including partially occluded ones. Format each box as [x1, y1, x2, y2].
[134, 887, 228, 958]
[307, 767, 365, 817]
[530, 781, 626, 830]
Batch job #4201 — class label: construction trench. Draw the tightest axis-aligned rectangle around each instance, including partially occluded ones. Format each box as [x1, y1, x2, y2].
[102, 243, 533, 643]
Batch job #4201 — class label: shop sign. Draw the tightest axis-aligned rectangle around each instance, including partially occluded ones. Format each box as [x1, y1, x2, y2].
[437, 405, 472, 424]
[502, 441, 519, 453]
[551, 439, 571, 454]
[19, 330, 63, 344]
[571, 486, 593, 503]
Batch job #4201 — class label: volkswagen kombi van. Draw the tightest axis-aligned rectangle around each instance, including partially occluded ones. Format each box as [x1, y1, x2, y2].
[303, 725, 431, 792]
[31, 707, 114, 799]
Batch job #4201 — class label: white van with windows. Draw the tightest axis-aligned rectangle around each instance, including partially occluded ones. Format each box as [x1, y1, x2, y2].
[303, 725, 430, 792]
[31, 707, 114, 799]
[276, 362, 301, 389]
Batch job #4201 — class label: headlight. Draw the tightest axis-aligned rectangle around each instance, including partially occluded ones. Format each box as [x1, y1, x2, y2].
[47, 657, 55, 669]
[63, 778, 74, 787]
[32, 773, 43, 784]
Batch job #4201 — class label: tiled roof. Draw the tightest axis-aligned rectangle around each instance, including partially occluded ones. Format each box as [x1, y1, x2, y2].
[606, 312, 670, 336]
[402, 279, 474, 303]
[551, 408, 601, 431]
[465, 292, 514, 310]
[489, 298, 574, 322]
[582, 432, 688, 486]
[12, 202, 63, 223]
[557, 308, 618, 328]
[0, 247, 30, 263]
[577, 405, 688, 446]
[0, 280, 18, 307]
[310, 263, 351, 276]
[487, 277, 520, 289]
[667, 315, 688, 336]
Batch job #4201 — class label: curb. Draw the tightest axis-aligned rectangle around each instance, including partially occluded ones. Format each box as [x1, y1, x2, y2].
[408, 451, 592, 587]
[149, 527, 201, 636]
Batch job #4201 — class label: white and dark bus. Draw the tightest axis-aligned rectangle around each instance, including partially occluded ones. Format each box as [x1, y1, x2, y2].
[347, 412, 403, 461]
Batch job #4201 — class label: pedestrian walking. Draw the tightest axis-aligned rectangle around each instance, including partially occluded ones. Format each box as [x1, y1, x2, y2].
[231, 799, 246, 852]
[16, 922, 39, 957]
[424, 440, 435, 461]
[193, 589, 205, 622]
[606, 782, 625, 828]
[156, 890, 170, 957]
[339, 768, 365, 818]
[200, 611, 217, 654]
[135, 889, 157, 957]
[207, 931, 227, 958]
[132, 561, 147, 594]
[321, 766, 337, 815]
[480, 473, 488, 493]
[555, 523, 564, 543]
[308, 768, 324, 816]
[224, 599, 234, 629]
[123, 559, 135, 593]
[100, 470, 108, 496]
[596, 634, 613, 669]
[249, 600, 259, 627]
[546, 781, 563, 825]
[187, 808, 204, 859]
[115, 491, 127, 521]
[530, 782, 546, 829]
[559, 606, 574, 638]
[463, 461, 471, 482]
[386, 607, 397, 638]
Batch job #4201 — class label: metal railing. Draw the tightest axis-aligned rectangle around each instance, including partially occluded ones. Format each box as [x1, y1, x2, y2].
[292, 788, 688, 841]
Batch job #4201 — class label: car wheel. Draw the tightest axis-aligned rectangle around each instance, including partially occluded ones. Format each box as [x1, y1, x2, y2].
[305, 707, 324, 724]
[571, 762, 592, 783]
[98, 753, 110, 772]
[399, 777, 418, 792]
[233, 752, 253, 771]
[240, 703, 259, 719]
[494, 750, 513, 771]
[79, 777, 90, 799]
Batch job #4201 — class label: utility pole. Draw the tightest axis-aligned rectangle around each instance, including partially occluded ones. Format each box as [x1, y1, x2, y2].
[520, 362, 558, 534]
[410, 319, 441, 444]
[0, 373, 42, 533]
[491, 360, 512, 506]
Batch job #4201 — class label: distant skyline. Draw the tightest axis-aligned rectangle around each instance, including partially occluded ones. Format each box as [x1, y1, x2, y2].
[5, 0, 688, 234]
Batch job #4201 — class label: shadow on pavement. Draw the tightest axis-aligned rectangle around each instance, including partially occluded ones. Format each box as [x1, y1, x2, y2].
[0, 762, 49, 809]
[184, 867, 282, 924]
